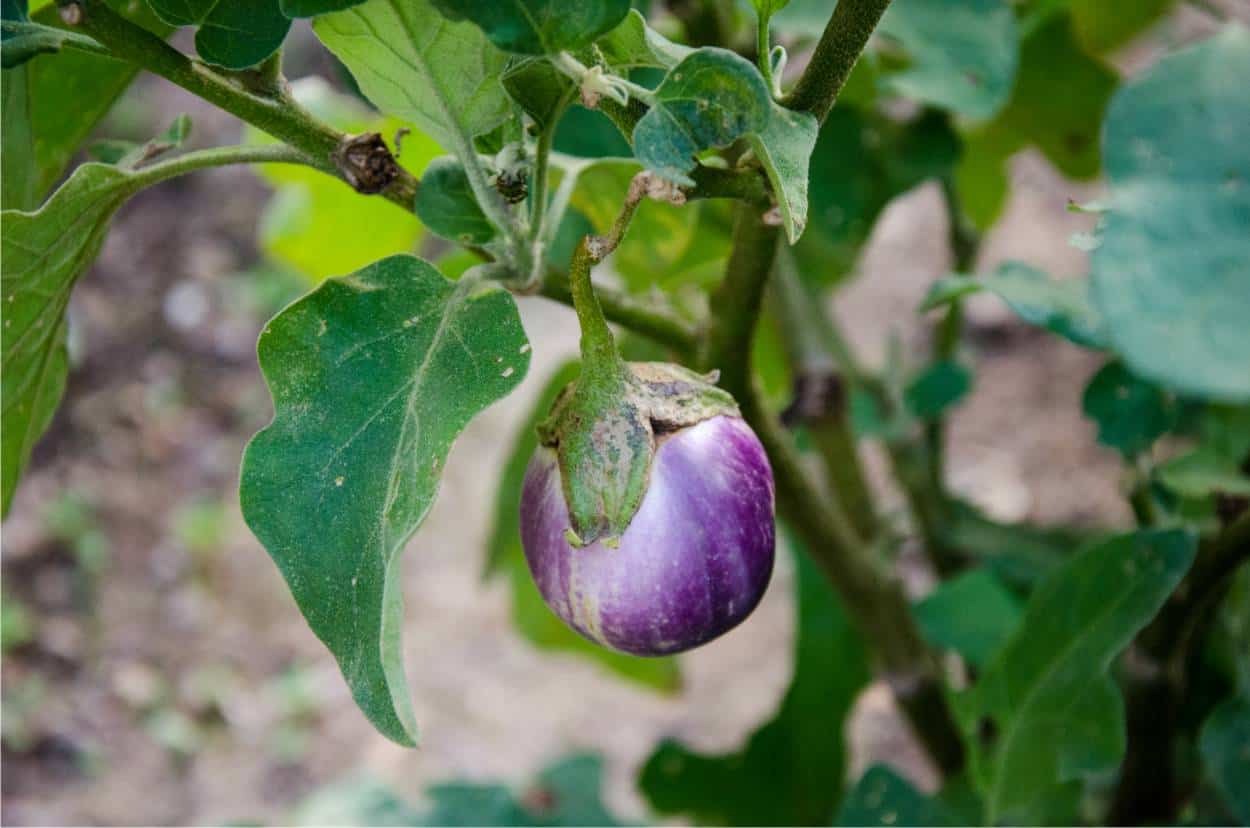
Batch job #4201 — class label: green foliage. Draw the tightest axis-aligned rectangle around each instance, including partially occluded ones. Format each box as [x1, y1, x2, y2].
[280, 0, 366, 16]
[501, 58, 575, 132]
[415, 156, 497, 245]
[1082, 361, 1176, 458]
[145, 0, 290, 69]
[965, 529, 1197, 823]
[905, 360, 971, 419]
[876, 0, 1019, 120]
[914, 569, 1022, 668]
[1091, 26, 1250, 402]
[632, 48, 770, 186]
[314, 0, 512, 150]
[239, 256, 531, 745]
[485, 361, 681, 691]
[586, 8, 690, 71]
[836, 765, 957, 826]
[943, 500, 1093, 592]
[1157, 448, 1250, 499]
[639, 545, 870, 825]
[747, 102, 819, 244]
[1069, 0, 1174, 54]
[430, 0, 629, 55]
[1199, 697, 1250, 825]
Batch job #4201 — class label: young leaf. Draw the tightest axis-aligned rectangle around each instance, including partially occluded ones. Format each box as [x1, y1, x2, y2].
[876, 0, 1019, 120]
[836, 765, 958, 827]
[430, 0, 629, 55]
[747, 102, 819, 244]
[145, 0, 290, 69]
[239, 255, 531, 746]
[1092, 26, 1250, 402]
[914, 569, 1022, 669]
[1081, 361, 1176, 458]
[639, 543, 871, 825]
[1199, 697, 1250, 824]
[485, 360, 681, 691]
[967, 529, 1197, 823]
[632, 48, 770, 186]
[414, 156, 497, 245]
[314, 0, 511, 151]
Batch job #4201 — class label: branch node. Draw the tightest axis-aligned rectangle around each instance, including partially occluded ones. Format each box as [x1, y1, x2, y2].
[332, 132, 400, 195]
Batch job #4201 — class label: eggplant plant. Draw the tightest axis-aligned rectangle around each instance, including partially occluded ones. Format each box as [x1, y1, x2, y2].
[2, 0, 1248, 824]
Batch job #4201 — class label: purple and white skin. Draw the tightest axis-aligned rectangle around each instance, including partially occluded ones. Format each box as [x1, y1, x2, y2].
[520, 414, 775, 656]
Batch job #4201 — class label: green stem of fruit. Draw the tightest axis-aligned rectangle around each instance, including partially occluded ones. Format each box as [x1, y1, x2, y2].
[780, 0, 895, 120]
[538, 274, 697, 356]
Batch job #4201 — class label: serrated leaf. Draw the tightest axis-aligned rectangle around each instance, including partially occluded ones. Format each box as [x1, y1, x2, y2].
[239, 256, 531, 745]
[747, 103, 818, 244]
[877, 0, 1019, 120]
[967, 529, 1197, 823]
[1082, 361, 1176, 458]
[632, 48, 770, 186]
[1092, 26, 1250, 402]
[836, 765, 957, 827]
[414, 156, 497, 246]
[905, 360, 971, 419]
[485, 360, 680, 691]
[914, 569, 1022, 668]
[145, 0, 289, 69]
[639, 543, 870, 825]
[1199, 698, 1250, 825]
[314, 0, 511, 150]
[501, 58, 575, 133]
[431, 0, 629, 55]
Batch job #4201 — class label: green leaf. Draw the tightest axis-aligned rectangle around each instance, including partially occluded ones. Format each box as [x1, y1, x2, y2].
[430, 0, 629, 55]
[280, 0, 367, 16]
[876, 0, 1019, 120]
[914, 569, 1022, 668]
[501, 58, 575, 133]
[1200, 698, 1250, 825]
[249, 79, 434, 283]
[0, 17, 102, 68]
[943, 499, 1093, 592]
[835, 765, 957, 827]
[967, 529, 1197, 823]
[1157, 448, 1250, 499]
[239, 256, 531, 746]
[639, 543, 871, 825]
[485, 361, 680, 691]
[586, 8, 691, 72]
[1070, 0, 1174, 54]
[632, 48, 770, 186]
[1082, 361, 1176, 458]
[554, 105, 632, 158]
[905, 360, 971, 419]
[415, 156, 497, 245]
[145, 0, 290, 69]
[314, 0, 512, 150]
[923, 263, 1107, 348]
[1091, 26, 1250, 402]
[747, 102, 818, 244]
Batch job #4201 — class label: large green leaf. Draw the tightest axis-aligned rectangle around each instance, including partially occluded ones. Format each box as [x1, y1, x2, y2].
[239, 256, 531, 746]
[430, 0, 629, 55]
[1199, 697, 1250, 825]
[145, 0, 290, 69]
[876, 0, 1018, 120]
[966, 529, 1196, 823]
[639, 544, 870, 825]
[914, 569, 1022, 669]
[835, 765, 957, 827]
[314, 0, 511, 150]
[485, 360, 680, 691]
[1091, 26, 1250, 402]
[632, 48, 770, 186]
[747, 102, 818, 244]
[1081, 361, 1176, 458]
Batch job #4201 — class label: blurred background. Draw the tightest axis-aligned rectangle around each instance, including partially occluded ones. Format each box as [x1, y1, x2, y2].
[0, 4, 1239, 824]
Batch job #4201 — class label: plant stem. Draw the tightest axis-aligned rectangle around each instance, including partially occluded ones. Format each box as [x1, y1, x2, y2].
[538, 275, 697, 356]
[781, 0, 895, 120]
[755, 12, 774, 93]
[129, 143, 313, 188]
[65, 0, 418, 211]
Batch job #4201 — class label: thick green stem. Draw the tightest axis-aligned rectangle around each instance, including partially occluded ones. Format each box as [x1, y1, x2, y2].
[755, 12, 774, 92]
[538, 275, 697, 356]
[567, 241, 625, 375]
[781, 0, 894, 120]
[66, 0, 418, 211]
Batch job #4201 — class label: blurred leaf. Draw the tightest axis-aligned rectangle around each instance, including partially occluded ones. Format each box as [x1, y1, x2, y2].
[943, 500, 1092, 592]
[250, 78, 434, 282]
[294, 775, 427, 826]
[1157, 448, 1250, 499]
[1199, 697, 1250, 825]
[632, 48, 770, 186]
[501, 58, 575, 132]
[835, 765, 957, 826]
[914, 569, 1022, 668]
[747, 102, 819, 244]
[1091, 27, 1250, 402]
[905, 360, 971, 419]
[749, 0, 789, 19]
[145, 0, 290, 69]
[966, 529, 1196, 823]
[639, 543, 871, 825]
[1082, 361, 1176, 458]
[485, 360, 680, 691]
[239, 255, 531, 746]
[314, 0, 511, 149]
[1, 590, 35, 653]
[1069, 0, 1174, 54]
[415, 156, 496, 245]
[876, 0, 1019, 120]
[430, 0, 629, 55]
[280, 0, 368, 15]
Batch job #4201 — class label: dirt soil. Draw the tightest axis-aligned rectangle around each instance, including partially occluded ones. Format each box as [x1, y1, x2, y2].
[7, 19, 1214, 822]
